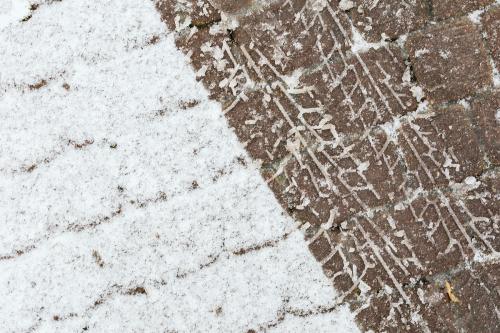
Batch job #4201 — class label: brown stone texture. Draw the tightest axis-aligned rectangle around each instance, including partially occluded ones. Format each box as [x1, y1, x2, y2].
[351, 0, 430, 41]
[432, 0, 495, 20]
[308, 170, 499, 332]
[155, 0, 500, 331]
[420, 262, 500, 333]
[483, 5, 500, 68]
[406, 19, 492, 103]
[399, 105, 484, 191]
[472, 90, 500, 165]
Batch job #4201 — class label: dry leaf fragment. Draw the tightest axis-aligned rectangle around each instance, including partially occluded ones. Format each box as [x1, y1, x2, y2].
[445, 281, 460, 303]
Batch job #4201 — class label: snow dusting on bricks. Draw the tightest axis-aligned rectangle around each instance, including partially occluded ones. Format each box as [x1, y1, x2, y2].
[350, 0, 430, 41]
[155, 0, 500, 332]
[432, 0, 495, 20]
[406, 19, 492, 103]
[1, 0, 499, 332]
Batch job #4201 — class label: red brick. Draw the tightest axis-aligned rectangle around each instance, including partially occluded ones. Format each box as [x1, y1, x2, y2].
[351, 0, 430, 41]
[421, 262, 500, 333]
[471, 90, 500, 165]
[299, 45, 417, 136]
[432, 0, 495, 20]
[482, 6, 500, 69]
[406, 20, 493, 103]
[398, 105, 484, 191]
[311, 170, 499, 332]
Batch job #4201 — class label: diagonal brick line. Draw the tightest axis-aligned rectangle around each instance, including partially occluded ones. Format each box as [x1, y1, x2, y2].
[155, 1, 500, 331]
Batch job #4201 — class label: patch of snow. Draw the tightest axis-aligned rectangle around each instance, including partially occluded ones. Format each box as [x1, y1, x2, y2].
[396, 33, 408, 49]
[358, 280, 371, 294]
[174, 14, 191, 31]
[339, 0, 355, 11]
[282, 68, 303, 90]
[380, 116, 402, 141]
[402, 66, 412, 83]
[350, 26, 386, 54]
[414, 49, 430, 58]
[209, 12, 239, 36]
[468, 9, 484, 24]
[439, 50, 450, 59]
[394, 202, 406, 211]
[450, 176, 481, 196]
[410, 85, 425, 102]
[0, 0, 30, 30]
[0, 0, 359, 332]
[293, 41, 303, 50]
[474, 251, 500, 263]
[416, 100, 429, 113]
[310, 0, 328, 12]
[387, 216, 397, 229]
[357, 161, 370, 173]
[458, 99, 471, 110]
[464, 176, 479, 187]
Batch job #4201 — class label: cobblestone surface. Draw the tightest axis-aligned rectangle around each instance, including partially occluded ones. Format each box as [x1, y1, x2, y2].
[155, 0, 500, 331]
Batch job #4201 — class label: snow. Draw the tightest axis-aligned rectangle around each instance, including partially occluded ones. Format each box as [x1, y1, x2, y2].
[468, 9, 484, 24]
[357, 161, 370, 173]
[339, 0, 355, 11]
[0, 0, 359, 332]
[410, 85, 425, 102]
[464, 176, 479, 187]
[0, 0, 30, 30]
[350, 26, 386, 54]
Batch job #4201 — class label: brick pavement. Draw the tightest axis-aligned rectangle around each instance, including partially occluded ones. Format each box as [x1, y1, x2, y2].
[155, 1, 500, 331]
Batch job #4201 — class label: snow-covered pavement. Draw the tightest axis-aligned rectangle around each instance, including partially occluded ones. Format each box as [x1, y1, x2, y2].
[0, 0, 358, 331]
